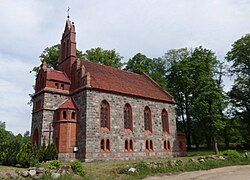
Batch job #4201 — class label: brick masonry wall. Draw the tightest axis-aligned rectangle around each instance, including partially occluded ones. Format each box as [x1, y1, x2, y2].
[82, 89, 181, 162]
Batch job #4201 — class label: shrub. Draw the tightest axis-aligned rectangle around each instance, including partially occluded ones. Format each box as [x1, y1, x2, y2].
[44, 143, 58, 161]
[48, 160, 61, 170]
[70, 160, 85, 177]
[17, 142, 39, 167]
[221, 150, 242, 159]
[37, 144, 46, 162]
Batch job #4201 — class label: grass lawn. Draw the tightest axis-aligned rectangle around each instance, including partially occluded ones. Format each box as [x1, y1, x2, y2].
[1, 149, 250, 180]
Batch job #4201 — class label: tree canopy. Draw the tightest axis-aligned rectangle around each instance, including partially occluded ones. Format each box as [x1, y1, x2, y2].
[125, 53, 167, 88]
[226, 34, 250, 146]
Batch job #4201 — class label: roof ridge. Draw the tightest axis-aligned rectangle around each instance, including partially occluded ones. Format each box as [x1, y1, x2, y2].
[81, 59, 143, 77]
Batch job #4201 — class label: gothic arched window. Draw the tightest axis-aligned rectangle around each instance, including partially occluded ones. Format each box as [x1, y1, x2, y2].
[162, 109, 169, 133]
[144, 106, 152, 132]
[124, 103, 133, 131]
[100, 100, 110, 130]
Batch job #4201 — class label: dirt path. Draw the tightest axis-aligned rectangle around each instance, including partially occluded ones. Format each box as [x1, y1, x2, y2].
[145, 165, 250, 180]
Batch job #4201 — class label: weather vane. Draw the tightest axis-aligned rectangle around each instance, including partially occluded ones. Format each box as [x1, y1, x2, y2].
[67, 7, 70, 20]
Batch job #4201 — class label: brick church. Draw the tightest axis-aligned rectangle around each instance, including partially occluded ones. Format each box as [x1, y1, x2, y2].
[31, 19, 186, 161]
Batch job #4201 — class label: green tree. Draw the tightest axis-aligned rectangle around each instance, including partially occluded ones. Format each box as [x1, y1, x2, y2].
[0, 121, 5, 129]
[31, 44, 85, 73]
[164, 48, 194, 149]
[226, 34, 250, 147]
[126, 53, 167, 88]
[165, 47, 226, 153]
[17, 142, 38, 167]
[84, 47, 123, 68]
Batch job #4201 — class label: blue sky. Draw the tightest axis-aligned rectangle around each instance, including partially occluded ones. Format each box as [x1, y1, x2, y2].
[0, 0, 250, 134]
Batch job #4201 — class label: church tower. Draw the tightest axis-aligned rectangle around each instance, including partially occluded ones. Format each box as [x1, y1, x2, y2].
[58, 19, 77, 79]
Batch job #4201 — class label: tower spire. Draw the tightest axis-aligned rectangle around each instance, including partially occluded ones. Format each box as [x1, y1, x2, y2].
[67, 7, 70, 20]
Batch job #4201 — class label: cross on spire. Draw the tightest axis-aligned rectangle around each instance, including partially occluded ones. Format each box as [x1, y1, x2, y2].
[67, 7, 70, 20]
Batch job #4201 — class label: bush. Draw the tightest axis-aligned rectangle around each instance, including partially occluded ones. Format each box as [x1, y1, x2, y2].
[48, 160, 61, 170]
[221, 150, 242, 159]
[70, 160, 85, 177]
[44, 143, 58, 161]
[17, 142, 39, 167]
[37, 144, 46, 162]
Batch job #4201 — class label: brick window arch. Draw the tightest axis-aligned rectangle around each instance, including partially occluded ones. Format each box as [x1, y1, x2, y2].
[32, 128, 39, 147]
[144, 106, 152, 132]
[146, 140, 153, 151]
[164, 140, 171, 150]
[130, 139, 133, 151]
[162, 109, 169, 133]
[106, 139, 110, 151]
[146, 140, 149, 151]
[164, 140, 167, 150]
[124, 139, 133, 152]
[71, 112, 75, 119]
[150, 140, 153, 150]
[100, 100, 110, 130]
[101, 139, 105, 151]
[63, 111, 67, 119]
[125, 139, 129, 151]
[124, 103, 133, 131]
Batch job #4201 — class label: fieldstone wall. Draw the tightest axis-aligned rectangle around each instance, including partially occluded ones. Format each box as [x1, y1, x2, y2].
[72, 91, 87, 160]
[31, 92, 68, 146]
[83, 89, 180, 162]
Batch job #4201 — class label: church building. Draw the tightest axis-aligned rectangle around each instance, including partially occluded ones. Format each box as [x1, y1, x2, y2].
[31, 19, 186, 161]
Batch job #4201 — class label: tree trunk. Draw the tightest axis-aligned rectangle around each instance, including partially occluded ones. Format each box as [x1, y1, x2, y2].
[213, 136, 219, 154]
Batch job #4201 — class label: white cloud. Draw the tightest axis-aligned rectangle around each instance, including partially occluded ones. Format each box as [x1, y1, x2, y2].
[0, 54, 34, 134]
[0, 0, 250, 133]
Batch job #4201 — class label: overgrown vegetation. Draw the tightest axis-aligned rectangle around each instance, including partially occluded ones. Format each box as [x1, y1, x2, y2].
[70, 160, 85, 177]
[0, 122, 58, 168]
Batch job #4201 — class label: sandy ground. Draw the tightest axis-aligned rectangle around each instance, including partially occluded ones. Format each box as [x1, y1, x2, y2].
[145, 165, 250, 180]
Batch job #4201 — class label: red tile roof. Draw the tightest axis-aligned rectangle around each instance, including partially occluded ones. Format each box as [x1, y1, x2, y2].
[47, 69, 71, 83]
[81, 60, 174, 103]
[58, 98, 78, 110]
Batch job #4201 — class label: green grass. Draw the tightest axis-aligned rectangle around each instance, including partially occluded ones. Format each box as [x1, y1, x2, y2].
[1, 149, 250, 180]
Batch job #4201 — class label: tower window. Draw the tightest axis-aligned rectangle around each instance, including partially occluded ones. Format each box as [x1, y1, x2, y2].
[71, 112, 75, 119]
[61, 84, 64, 90]
[63, 111, 67, 119]
[55, 83, 59, 89]
[144, 106, 152, 132]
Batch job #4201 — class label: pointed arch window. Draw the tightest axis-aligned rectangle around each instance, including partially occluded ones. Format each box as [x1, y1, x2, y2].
[100, 100, 110, 130]
[162, 109, 169, 133]
[144, 106, 152, 132]
[124, 103, 133, 131]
